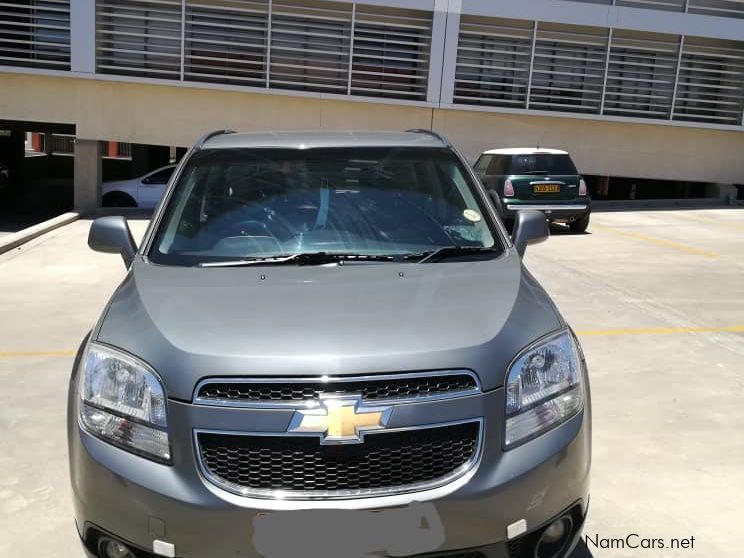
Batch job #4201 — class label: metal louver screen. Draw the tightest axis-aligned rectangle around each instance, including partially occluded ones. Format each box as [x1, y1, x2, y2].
[529, 23, 608, 113]
[93, 0, 431, 100]
[688, 0, 744, 18]
[603, 31, 679, 119]
[673, 37, 744, 124]
[96, 0, 182, 79]
[452, 16, 744, 127]
[350, 5, 431, 100]
[615, 0, 686, 11]
[454, 16, 533, 107]
[561, 0, 744, 17]
[269, 0, 352, 93]
[184, 0, 268, 86]
[0, 0, 70, 70]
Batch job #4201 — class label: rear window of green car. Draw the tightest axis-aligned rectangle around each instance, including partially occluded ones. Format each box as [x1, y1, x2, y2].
[476, 154, 578, 176]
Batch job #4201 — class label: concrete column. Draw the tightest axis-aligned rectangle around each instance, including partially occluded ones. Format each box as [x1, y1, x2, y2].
[426, 0, 449, 104]
[707, 183, 738, 204]
[438, 0, 462, 105]
[43, 133, 54, 155]
[70, 0, 96, 74]
[74, 139, 102, 214]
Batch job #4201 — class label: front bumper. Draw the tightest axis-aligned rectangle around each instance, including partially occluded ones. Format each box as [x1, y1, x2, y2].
[69, 386, 590, 558]
[79, 503, 587, 558]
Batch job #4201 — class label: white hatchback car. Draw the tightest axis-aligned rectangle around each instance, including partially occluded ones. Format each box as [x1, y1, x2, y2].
[102, 164, 176, 209]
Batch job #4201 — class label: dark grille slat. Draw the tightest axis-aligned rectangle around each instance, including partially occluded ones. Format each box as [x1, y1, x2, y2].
[197, 373, 478, 404]
[198, 422, 479, 496]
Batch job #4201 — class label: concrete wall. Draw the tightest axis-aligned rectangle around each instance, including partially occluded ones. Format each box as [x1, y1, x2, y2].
[3, 72, 744, 184]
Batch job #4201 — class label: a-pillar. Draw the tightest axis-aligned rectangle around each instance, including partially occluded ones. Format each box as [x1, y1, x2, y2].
[74, 139, 102, 214]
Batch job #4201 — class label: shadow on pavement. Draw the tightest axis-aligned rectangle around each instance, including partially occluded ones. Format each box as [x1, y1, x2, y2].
[0, 178, 73, 234]
[0, 207, 60, 234]
[548, 223, 592, 236]
[592, 201, 742, 212]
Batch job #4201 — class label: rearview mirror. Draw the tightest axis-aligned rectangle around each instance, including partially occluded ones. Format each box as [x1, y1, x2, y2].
[88, 216, 138, 268]
[511, 210, 549, 257]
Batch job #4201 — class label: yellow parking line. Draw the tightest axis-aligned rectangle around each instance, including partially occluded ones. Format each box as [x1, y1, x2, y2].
[0, 350, 75, 358]
[576, 325, 744, 337]
[591, 224, 718, 258]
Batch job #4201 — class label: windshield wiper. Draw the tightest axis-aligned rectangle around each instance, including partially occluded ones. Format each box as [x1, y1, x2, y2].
[198, 252, 398, 268]
[412, 246, 500, 263]
[521, 170, 551, 175]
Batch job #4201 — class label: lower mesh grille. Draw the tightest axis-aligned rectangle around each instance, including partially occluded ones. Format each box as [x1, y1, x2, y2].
[197, 422, 479, 498]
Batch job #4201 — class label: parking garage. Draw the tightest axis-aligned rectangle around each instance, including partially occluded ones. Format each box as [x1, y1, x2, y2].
[3, 0, 744, 228]
[0, 119, 187, 232]
[1, 119, 741, 236]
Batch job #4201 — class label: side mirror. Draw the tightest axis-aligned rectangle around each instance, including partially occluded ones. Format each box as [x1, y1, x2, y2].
[88, 216, 138, 268]
[511, 210, 549, 257]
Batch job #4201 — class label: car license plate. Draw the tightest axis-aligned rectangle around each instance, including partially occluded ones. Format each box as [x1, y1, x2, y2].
[533, 184, 561, 193]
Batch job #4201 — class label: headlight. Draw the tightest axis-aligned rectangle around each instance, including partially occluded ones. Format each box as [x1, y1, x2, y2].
[504, 330, 584, 448]
[79, 343, 171, 463]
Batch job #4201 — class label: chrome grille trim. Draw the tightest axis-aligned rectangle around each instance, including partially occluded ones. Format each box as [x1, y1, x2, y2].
[193, 370, 481, 408]
[193, 418, 483, 500]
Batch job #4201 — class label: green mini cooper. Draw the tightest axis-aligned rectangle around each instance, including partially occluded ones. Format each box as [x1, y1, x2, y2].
[474, 148, 591, 233]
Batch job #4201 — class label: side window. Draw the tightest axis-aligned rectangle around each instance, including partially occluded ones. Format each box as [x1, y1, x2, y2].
[144, 167, 175, 185]
[486, 155, 508, 175]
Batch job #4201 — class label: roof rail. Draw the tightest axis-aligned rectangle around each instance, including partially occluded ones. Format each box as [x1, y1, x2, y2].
[404, 128, 450, 146]
[195, 129, 236, 148]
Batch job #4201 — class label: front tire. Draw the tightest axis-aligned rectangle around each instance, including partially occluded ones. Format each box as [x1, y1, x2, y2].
[102, 191, 137, 208]
[569, 213, 590, 233]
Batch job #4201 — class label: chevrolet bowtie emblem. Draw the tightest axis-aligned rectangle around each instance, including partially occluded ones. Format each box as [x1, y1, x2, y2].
[288, 396, 392, 444]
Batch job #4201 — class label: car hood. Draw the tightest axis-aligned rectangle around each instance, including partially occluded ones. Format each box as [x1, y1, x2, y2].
[96, 253, 562, 400]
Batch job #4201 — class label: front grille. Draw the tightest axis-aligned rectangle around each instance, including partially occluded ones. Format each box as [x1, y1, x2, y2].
[197, 422, 480, 498]
[196, 373, 478, 405]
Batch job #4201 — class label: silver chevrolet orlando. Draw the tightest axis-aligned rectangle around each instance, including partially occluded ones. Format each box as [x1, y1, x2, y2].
[68, 130, 591, 558]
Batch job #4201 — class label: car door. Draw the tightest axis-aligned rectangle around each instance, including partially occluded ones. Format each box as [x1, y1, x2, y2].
[138, 166, 175, 209]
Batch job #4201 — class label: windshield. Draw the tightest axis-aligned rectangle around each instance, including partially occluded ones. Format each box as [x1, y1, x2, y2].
[149, 147, 501, 266]
[479, 153, 578, 176]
